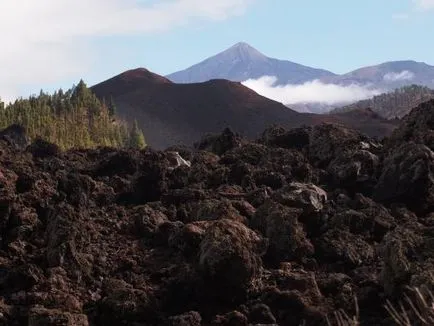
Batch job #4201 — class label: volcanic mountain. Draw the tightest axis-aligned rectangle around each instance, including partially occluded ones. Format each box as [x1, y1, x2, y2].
[322, 60, 434, 89]
[166, 42, 337, 85]
[91, 68, 397, 149]
[167, 42, 434, 91]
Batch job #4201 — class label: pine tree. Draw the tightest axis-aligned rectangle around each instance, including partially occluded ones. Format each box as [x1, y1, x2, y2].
[129, 120, 146, 149]
[71, 79, 100, 114]
[0, 81, 147, 150]
[108, 96, 117, 117]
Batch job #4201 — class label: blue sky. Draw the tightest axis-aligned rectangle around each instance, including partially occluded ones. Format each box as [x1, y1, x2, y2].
[0, 0, 433, 101]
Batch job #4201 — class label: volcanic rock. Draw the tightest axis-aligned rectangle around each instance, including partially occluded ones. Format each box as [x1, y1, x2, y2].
[0, 102, 432, 325]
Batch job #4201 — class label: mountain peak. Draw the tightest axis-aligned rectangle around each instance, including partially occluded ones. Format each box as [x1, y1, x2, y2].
[90, 67, 172, 99]
[229, 41, 258, 51]
[166, 42, 336, 84]
[221, 42, 267, 61]
[119, 68, 172, 84]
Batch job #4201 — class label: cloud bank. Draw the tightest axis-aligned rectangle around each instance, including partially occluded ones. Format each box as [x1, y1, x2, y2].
[413, 0, 434, 10]
[242, 76, 383, 106]
[383, 70, 415, 82]
[0, 0, 254, 103]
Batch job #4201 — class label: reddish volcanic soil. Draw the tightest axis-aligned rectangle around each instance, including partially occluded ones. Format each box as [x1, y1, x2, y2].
[91, 68, 398, 149]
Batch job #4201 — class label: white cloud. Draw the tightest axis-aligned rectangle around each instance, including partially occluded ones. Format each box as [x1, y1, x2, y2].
[383, 70, 415, 82]
[413, 0, 434, 10]
[0, 0, 253, 101]
[242, 76, 383, 106]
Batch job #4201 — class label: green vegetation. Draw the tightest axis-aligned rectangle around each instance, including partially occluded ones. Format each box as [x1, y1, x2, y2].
[129, 120, 146, 149]
[0, 80, 146, 150]
[333, 84, 434, 119]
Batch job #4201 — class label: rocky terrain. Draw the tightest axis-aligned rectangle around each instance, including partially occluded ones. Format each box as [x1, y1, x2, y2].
[0, 99, 432, 326]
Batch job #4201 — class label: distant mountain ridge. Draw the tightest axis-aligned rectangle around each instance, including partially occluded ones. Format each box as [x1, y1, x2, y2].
[331, 85, 434, 119]
[166, 42, 337, 85]
[322, 61, 434, 89]
[166, 42, 434, 91]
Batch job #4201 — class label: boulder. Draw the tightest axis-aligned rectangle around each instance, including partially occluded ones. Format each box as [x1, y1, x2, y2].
[378, 224, 426, 295]
[374, 142, 434, 214]
[168, 311, 202, 326]
[28, 306, 88, 326]
[327, 149, 380, 194]
[165, 151, 191, 170]
[248, 303, 277, 324]
[195, 128, 243, 156]
[57, 173, 95, 207]
[198, 219, 267, 297]
[315, 229, 375, 268]
[98, 278, 152, 324]
[0, 124, 30, 150]
[308, 124, 367, 167]
[27, 138, 60, 159]
[258, 147, 315, 183]
[386, 99, 434, 151]
[93, 150, 141, 177]
[132, 205, 168, 238]
[251, 201, 314, 264]
[261, 126, 311, 151]
[328, 194, 395, 241]
[272, 182, 327, 213]
[220, 143, 268, 166]
[168, 221, 211, 256]
[211, 311, 248, 326]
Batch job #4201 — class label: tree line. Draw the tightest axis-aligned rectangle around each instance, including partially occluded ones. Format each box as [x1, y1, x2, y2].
[332, 84, 434, 119]
[0, 80, 146, 150]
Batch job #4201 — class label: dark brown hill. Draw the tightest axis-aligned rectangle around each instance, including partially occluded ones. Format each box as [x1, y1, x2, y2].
[326, 107, 399, 138]
[91, 68, 397, 148]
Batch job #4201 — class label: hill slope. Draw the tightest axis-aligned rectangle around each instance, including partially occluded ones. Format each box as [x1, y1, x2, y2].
[166, 42, 337, 85]
[323, 60, 434, 89]
[92, 68, 302, 148]
[331, 85, 434, 119]
[91, 68, 398, 149]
